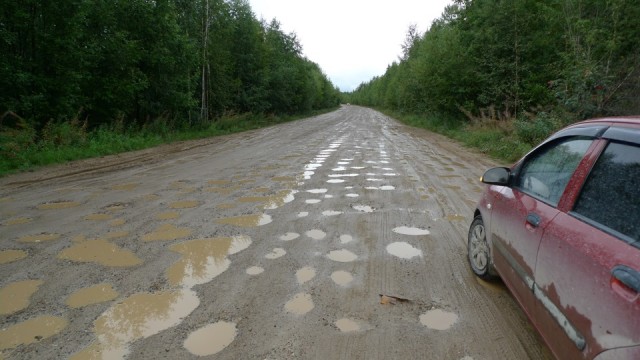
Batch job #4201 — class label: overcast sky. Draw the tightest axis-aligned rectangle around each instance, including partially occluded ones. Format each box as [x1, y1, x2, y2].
[248, 0, 452, 92]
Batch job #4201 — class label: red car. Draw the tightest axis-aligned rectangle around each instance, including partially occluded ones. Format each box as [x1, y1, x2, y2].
[467, 117, 640, 359]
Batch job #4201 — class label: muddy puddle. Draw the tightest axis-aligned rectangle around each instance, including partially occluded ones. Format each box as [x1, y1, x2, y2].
[215, 214, 272, 227]
[326, 249, 358, 262]
[71, 289, 199, 359]
[306, 229, 326, 240]
[331, 271, 354, 287]
[18, 233, 61, 243]
[419, 309, 458, 330]
[184, 321, 237, 356]
[0, 280, 43, 315]
[306, 188, 327, 194]
[339, 235, 354, 244]
[296, 266, 316, 284]
[0, 249, 28, 264]
[156, 211, 180, 220]
[392, 226, 430, 236]
[346, 193, 359, 198]
[239, 190, 297, 210]
[446, 214, 466, 222]
[58, 239, 143, 267]
[66, 283, 119, 308]
[169, 200, 199, 209]
[335, 318, 360, 332]
[167, 236, 251, 287]
[246, 266, 264, 275]
[284, 293, 314, 315]
[3, 217, 33, 225]
[37, 201, 80, 210]
[297, 212, 309, 218]
[0, 315, 68, 351]
[352, 205, 374, 213]
[265, 248, 286, 259]
[386, 242, 423, 259]
[305, 199, 321, 204]
[280, 232, 300, 241]
[322, 210, 343, 216]
[142, 224, 192, 242]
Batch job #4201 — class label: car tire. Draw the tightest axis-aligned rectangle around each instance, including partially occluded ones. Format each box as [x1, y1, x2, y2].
[468, 215, 496, 280]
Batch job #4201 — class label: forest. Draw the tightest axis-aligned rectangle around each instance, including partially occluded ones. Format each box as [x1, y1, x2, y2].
[0, 0, 340, 172]
[348, 0, 639, 152]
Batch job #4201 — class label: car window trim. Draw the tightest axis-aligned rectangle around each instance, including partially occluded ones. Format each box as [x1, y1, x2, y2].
[512, 136, 594, 208]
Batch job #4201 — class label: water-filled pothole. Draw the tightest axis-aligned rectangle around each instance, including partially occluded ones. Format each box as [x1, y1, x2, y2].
[184, 321, 237, 356]
[386, 242, 423, 259]
[284, 293, 314, 315]
[419, 309, 458, 330]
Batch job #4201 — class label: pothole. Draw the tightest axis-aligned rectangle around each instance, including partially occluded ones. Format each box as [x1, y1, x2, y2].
[284, 293, 314, 315]
[0, 280, 44, 315]
[184, 321, 237, 356]
[246, 266, 264, 275]
[65, 283, 119, 309]
[296, 266, 316, 284]
[331, 271, 354, 287]
[392, 226, 430, 236]
[305, 229, 326, 240]
[326, 249, 358, 262]
[265, 248, 286, 259]
[215, 214, 272, 227]
[386, 242, 423, 259]
[142, 224, 192, 242]
[279, 232, 300, 241]
[419, 309, 458, 330]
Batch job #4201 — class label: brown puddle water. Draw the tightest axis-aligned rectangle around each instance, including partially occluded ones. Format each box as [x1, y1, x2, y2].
[184, 321, 237, 356]
[0, 280, 44, 315]
[335, 318, 360, 332]
[71, 289, 199, 360]
[169, 200, 199, 209]
[419, 309, 458, 330]
[18, 233, 61, 243]
[392, 226, 430, 236]
[0, 249, 28, 264]
[4, 217, 32, 225]
[37, 201, 80, 210]
[58, 239, 142, 267]
[238, 190, 297, 210]
[272, 176, 297, 182]
[0, 315, 67, 351]
[284, 293, 314, 315]
[215, 214, 272, 227]
[84, 213, 113, 221]
[167, 236, 251, 287]
[66, 283, 119, 308]
[246, 266, 264, 275]
[296, 267, 316, 284]
[216, 203, 236, 210]
[142, 224, 192, 242]
[111, 183, 138, 191]
[305, 229, 326, 240]
[208, 180, 231, 185]
[109, 219, 125, 227]
[331, 271, 354, 287]
[156, 212, 180, 220]
[326, 249, 358, 263]
[386, 242, 423, 259]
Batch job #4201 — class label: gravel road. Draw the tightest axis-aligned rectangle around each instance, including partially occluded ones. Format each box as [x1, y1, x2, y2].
[0, 106, 552, 359]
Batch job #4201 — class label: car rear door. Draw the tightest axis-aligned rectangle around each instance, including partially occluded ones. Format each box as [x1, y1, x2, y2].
[489, 137, 594, 314]
[534, 138, 640, 359]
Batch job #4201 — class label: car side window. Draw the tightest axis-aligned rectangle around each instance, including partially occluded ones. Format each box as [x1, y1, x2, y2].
[573, 142, 640, 242]
[515, 137, 593, 206]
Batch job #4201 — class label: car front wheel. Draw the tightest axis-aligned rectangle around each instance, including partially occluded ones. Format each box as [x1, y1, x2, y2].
[468, 215, 496, 280]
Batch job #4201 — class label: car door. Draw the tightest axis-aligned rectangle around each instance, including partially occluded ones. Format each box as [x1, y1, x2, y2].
[534, 140, 640, 359]
[490, 137, 594, 315]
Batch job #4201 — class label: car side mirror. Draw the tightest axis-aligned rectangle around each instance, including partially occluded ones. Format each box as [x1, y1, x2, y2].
[481, 167, 511, 186]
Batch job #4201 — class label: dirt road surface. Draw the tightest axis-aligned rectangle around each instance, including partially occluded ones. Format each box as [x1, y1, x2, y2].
[0, 106, 552, 359]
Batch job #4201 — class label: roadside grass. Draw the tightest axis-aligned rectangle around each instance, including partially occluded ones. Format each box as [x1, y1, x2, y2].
[379, 109, 532, 164]
[0, 108, 338, 176]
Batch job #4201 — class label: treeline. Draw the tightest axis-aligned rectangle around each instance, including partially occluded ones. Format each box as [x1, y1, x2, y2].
[349, 0, 639, 134]
[0, 0, 340, 130]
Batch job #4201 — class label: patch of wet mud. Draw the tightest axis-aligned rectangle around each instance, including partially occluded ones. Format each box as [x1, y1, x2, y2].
[184, 321, 237, 356]
[142, 224, 192, 242]
[0, 280, 44, 315]
[66, 283, 119, 308]
[284, 293, 314, 315]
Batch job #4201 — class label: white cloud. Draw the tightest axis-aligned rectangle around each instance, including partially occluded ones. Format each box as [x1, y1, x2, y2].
[249, 0, 451, 91]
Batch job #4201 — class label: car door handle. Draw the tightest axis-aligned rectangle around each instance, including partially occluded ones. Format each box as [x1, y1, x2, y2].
[526, 213, 541, 228]
[611, 265, 640, 300]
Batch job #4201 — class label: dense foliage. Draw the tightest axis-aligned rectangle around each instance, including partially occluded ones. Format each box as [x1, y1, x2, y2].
[349, 0, 639, 138]
[0, 0, 340, 128]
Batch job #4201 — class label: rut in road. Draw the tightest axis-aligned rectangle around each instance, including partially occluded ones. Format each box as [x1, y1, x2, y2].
[0, 106, 551, 359]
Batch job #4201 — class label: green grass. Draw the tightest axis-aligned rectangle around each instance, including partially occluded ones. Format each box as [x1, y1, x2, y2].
[378, 109, 532, 164]
[0, 108, 338, 176]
